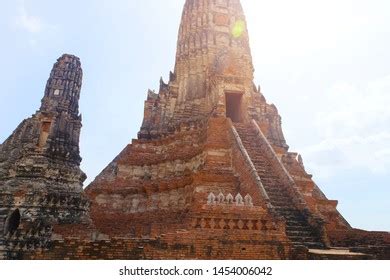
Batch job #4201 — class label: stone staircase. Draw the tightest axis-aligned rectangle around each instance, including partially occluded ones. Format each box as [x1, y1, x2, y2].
[234, 123, 324, 249]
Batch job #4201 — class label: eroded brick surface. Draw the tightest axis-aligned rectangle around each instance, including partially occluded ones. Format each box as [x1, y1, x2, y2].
[1, 0, 389, 260]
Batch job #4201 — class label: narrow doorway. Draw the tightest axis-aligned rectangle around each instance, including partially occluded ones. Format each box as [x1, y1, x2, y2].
[225, 92, 243, 122]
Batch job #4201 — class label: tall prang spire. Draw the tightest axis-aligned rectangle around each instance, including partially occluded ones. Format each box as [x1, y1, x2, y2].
[174, 0, 254, 101]
[139, 0, 259, 139]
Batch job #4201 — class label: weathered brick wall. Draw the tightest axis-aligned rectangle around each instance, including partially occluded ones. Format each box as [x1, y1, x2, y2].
[329, 229, 390, 247]
[24, 228, 291, 260]
[327, 229, 390, 259]
[85, 123, 210, 237]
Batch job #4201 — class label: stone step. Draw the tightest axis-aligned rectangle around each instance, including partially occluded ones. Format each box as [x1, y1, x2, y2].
[259, 178, 280, 183]
[266, 191, 290, 197]
[289, 236, 322, 243]
[264, 188, 289, 194]
[286, 230, 316, 237]
[285, 220, 309, 227]
[272, 204, 295, 209]
[268, 199, 293, 205]
[267, 198, 291, 204]
[294, 242, 325, 250]
[308, 248, 373, 260]
[278, 212, 304, 219]
[284, 220, 308, 227]
[286, 225, 313, 232]
[274, 207, 302, 213]
[270, 203, 294, 209]
[261, 180, 279, 184]
[269, 201, 294, 207]
[278, 211, 304, 217]
[265, 190, 292, 197]
[266, 192, 290, 199]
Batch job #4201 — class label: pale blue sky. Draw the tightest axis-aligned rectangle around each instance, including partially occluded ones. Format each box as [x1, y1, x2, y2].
[0, 0, 389, 231]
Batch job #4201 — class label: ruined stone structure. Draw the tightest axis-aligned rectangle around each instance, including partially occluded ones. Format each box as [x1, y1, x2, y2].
[0, 55, 91, 259]
[1, 0, 389, 260]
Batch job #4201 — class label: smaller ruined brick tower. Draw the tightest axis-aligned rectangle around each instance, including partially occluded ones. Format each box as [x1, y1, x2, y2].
[0, 54, 90, 259]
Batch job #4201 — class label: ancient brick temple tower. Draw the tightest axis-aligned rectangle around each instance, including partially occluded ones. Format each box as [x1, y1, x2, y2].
[1, 0, 389, 260]
[85, 0, 377, 258]
[0, 55, 90, 259]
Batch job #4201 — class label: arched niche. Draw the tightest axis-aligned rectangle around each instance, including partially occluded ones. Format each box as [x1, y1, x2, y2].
[4, 209, 21, 235]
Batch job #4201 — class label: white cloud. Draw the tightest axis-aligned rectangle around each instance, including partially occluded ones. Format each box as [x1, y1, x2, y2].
[15, 1, 43, 33]
[301, 75, 390, 177]
[318, 77, 390, 137]
[245, 0, 389, 62]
